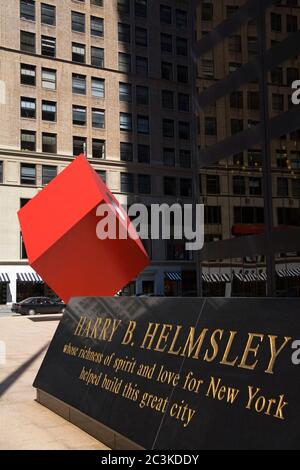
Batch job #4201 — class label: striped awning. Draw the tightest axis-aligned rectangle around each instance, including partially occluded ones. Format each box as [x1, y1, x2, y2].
[17, 273, 44, 283]
[235, 272, 267, 282]
[202, 273, 230, 283]
[277, 268, 300, 278]
[165, 272, 182, 281]
[0, 273, 10, 284]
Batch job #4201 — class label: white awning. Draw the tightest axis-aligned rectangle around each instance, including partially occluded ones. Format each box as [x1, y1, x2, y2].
[202, 273, 230, 283]
[17, 273, 44, 283]
[0, 273, 10, 283]
[277, 268, 300, 278]
[165, 272, 182, 281]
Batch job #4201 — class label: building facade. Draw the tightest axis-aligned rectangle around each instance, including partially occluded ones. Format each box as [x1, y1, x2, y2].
[0, 0, 197, 303]
[195, 0, 300, 298]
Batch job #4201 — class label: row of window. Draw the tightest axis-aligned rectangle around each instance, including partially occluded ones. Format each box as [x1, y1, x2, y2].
[204, 206, 300, 227]
[199, 115, 296, 137]
[21, 0, 104, 30]
[229, 90, 298, 112]
[200, 1, 298, 32]
[118, 23, 189, 56]
[232, 150, 300, 169]
[120, 83, 190, 111]
[20, 31, 189, 82]
[5, 159, 192, 198]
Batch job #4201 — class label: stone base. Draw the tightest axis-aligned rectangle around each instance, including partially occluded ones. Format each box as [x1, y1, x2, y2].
[36, 389, 143, 450]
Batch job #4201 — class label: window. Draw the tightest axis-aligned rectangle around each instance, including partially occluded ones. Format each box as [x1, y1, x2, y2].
[121, 173, 134, 193]
[205, 206, 222, 224]
[118, 0, 130, 14]
[247, 37, 258, 55]
[92, 139, 105, 159]
[72, 43, 85, 63]
[73, 136, 86, 156]
[231, 119, 243, 135]
[233, 176, 246, 195]
[247, 91, 260, 110]
[42, 165, 57, 185]
[42, 68, 56, 90]
[178, 121, 190, 140]
[161, 62, 173, 80]
[136, 56, 148, 76]
[20, 97, 36, 118]
[164, 177, 176, 196]
[176, 37, 187, 56]
[287, 68, 299, 87]
[205, 117, 217, 136]
[42, 133, 57, 153]
[161, 34, 172, 54]
[21, 163, 36, 185]
[136, 86, 149, 105]
[119, 82, 132, 102]
[271, 67, 283, 85]
[96, 170, 106, 184]
[160, 5, 172, 24]
[180, 178, 192, 197]
[137, 115, 149, 134]
[248, 150, 262, 167]
[206, 175, 220, 194]
[229, 62, 241, 73]
[20, 31, 35, 53]
[72, 74, 86, 94]
[120, 143, 133, 162]
[178, 93, 190, 112]
[41, 36, 56, 57]
[21, 130, 36, 151]
[118, 23, 131, 43]
[91, 0, 104, 6]
[73, 105, 86, 125]
[119, 53, 131, 72]
[230, 91, 243, 109]
[135, 27, 147, 47]
[0, 161, 3, 184]
[92, 108, 105, 128]
[202, 59, 214, 78]
[162, 90, 174, 109]
[176, 9, 187, 29]
[163, 148, 175, 167]
[91, 47, 104, 68]
[287, 15, 298, 33]
[41, 3, 55, 26]
[72, 11, 85, 33]
[179, 149, 191, 168]
[277, 177, 289, 197]
[91, 16, 104, 37]
[138, 144, 150, 163]
[292, 179, 300, 197]
[249, 177, 262, 196]
[163, 119, 174, 138]
[135, 0, 147, 18]
[120, 113, 132, 132]
[272, 94, 284, 112]
[138, 175, 151, 194]
[91, 77, 105, 98]
[271, 13, 282, 32]
[20, 0, 35, 21]
[21, 64, 36, 86]
[177, 65, 188, 83]
[229, 35, 241, 52]
[290, 151, 300, 170]
[42, 100, 56, 121]
[202, 2, 213, 21]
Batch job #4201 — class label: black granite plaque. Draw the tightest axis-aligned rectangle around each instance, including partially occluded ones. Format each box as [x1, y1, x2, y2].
[33, 297, 300, 450]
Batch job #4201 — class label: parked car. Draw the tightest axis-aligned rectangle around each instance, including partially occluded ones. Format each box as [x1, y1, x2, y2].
[11, 297, 66, 315]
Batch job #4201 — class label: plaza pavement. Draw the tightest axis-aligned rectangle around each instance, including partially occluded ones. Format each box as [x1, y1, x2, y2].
[0, 314, 109, 450]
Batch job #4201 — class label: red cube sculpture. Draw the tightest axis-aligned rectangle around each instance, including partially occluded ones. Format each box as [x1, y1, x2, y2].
[18, 155, 149, 302]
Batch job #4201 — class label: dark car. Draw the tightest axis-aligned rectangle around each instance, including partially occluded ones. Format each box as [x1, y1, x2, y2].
[11, 297, 66, 315]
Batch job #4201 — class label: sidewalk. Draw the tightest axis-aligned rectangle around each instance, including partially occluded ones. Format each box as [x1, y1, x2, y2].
[0, 315, 109, 450]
